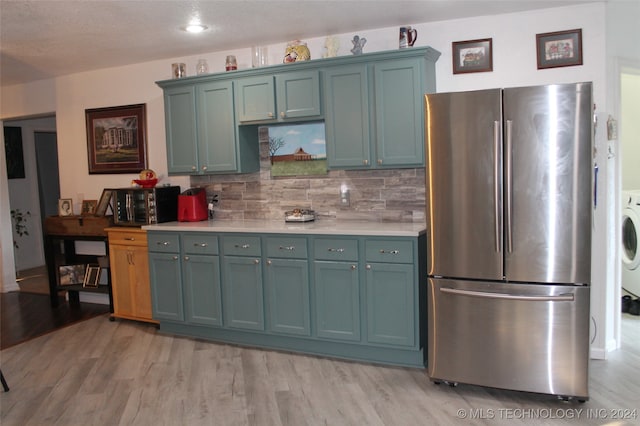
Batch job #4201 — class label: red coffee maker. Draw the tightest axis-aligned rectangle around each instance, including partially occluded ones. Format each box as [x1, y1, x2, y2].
[177, 188, 208, 222]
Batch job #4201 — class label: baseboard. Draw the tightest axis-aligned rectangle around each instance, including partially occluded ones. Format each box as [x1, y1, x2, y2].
[589, 339, 618, 360]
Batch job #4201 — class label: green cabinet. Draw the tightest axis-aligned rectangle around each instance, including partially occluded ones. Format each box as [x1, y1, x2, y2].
[364, 239, 416, 347]
[160, 80, 259, 175]
[221, 235, 264, 331]
[265, 236, 310, 336]
[313, 238, 361, 341]
[324, 54, 435, 169]
[147, 233, 184, 321]
[182, 234, 222, 326]
[235, 71, 321, 123]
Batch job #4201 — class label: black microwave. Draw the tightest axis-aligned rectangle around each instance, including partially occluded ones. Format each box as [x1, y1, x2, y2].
[111, 186, 180, 226]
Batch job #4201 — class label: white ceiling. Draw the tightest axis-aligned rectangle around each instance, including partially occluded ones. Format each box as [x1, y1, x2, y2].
[0, 0, 592, 87]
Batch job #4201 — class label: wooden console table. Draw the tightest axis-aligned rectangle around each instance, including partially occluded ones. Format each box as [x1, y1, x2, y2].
[43, 215, 114, 310]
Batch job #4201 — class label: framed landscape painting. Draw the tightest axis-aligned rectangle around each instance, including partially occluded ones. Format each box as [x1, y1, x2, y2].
[85, 103, 147, 174]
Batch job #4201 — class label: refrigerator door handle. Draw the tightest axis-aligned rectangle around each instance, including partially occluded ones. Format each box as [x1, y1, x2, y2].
[440, 287, 574, 302]
[505, 119, 513, 253]
[493, 120, 501, 253]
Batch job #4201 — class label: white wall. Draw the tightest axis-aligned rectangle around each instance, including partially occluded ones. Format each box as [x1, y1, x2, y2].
[621, 72, 640, 190]
[0, 2, 625, 358]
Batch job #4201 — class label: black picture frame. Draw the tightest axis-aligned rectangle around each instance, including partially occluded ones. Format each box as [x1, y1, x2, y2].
[85, 103, 147, 174]
[3, 126, 25, 179]
[536, 29, 583, 69]
[452, 38, 493, 74]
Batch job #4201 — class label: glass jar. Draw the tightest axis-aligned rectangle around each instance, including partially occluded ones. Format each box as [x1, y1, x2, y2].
[225, 55, 237, 71]
[196, 59, 209, 75]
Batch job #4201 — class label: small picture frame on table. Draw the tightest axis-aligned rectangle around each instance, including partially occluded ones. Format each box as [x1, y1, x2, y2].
[58, 198, 73, 216]
[95, 189, 114, 216]
[536, 29, 583, 69]
[452, 38, 493, 74]
[83, 266, 101, 288]
[81, 200, 98, 216]
[59, 264, 86, 286]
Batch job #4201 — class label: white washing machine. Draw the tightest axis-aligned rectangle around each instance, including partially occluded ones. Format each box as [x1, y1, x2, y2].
[622, 190, 640, 295]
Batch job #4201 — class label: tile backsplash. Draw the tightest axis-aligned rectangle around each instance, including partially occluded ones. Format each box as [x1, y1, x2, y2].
[190, 128, 426, 223]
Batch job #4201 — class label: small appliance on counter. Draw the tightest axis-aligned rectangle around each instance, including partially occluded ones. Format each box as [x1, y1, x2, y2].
[112, 185, 180, 226]
[284, 209, 315, 222]
[178, 188, 208, 222]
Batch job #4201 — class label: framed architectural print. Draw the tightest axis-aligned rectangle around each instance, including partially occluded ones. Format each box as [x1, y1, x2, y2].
[85, 103, 148, 174]
[452, 38, 493, 74]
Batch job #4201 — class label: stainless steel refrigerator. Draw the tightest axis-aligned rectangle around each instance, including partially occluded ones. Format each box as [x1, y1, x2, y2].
[424, 82, 592, 400]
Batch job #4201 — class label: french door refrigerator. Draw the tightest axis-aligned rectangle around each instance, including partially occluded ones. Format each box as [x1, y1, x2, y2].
[424, 82, 592, 400]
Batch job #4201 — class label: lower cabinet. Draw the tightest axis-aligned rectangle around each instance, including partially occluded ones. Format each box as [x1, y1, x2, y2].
[107, 227, 155, 323]
[147, 230, 426, 368]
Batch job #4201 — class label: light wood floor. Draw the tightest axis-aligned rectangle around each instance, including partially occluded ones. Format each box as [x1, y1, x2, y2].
[1, 315, 639, 426]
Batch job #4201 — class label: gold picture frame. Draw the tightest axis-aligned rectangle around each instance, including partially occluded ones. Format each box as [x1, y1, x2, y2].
[83, 266, 101, 288]
[81, 200, 97, 216]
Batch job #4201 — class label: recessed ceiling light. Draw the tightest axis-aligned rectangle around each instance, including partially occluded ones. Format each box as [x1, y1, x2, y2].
[184, 24, 208, 33]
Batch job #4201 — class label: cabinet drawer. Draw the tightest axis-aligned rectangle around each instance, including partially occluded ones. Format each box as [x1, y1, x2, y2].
[148, 232, 180, 253]
[183, 233, 219, 255]
[107, 228, 148, 247]
[314, 238, 358, 261]
[266, 236, 308, 259]
[365, 239, 414, 264]
[223, 236, 261, 257]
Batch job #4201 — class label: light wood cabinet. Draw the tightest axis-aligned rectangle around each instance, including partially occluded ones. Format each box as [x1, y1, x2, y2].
[107, 227, 156, 323]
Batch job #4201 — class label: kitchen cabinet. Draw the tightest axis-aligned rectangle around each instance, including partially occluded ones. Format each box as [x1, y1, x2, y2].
[145, 224, 426, 368]
[364, 239, 415, 347]
[182, 233, 222, 326]
[235, 70, 321, 123]
[221, 235, 264, 331]
[264, 236, 310, 336]
[161, 80, 259, 175]
[324, 53, 436, 169]
[147, 233, 184, 321]
[107, 228, 155, 323]
[313, 238, 361, 341]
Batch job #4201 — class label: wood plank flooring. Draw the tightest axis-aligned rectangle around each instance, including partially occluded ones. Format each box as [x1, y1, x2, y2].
[1, 313, 639, 425]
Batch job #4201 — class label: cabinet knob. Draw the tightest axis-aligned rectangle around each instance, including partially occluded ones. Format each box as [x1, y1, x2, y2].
[377, 159, 383, 165]
[366, 264, 371, 270]
[254, 259, 260, 264]
[201, 166, 207, 171]
[191, 166, 197, 171]
[267, 260, 272, 266]
[351, 264, 357, 270]
[184, 256, 190, 261]
[363, 159, 369, 165]
[172, 256, 178, 260]
[268, 112, 274, 118]
[280, 111, 286, 118]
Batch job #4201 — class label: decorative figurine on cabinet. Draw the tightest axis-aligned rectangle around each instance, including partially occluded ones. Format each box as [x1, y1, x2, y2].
[323, 36, 340, 58]
[283, 40, 311, 63]
[350, 35, 367, 55]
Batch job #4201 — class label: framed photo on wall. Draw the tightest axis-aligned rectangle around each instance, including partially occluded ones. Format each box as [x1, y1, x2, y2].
[536, 29, 583, 69]
[452, 38, 493, 74]
[85, 103, 148, 174]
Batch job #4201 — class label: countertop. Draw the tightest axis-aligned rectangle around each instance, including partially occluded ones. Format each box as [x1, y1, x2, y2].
[143, 219, 426, 237]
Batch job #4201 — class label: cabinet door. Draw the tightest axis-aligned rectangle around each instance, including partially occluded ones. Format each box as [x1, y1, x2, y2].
[276, 71, 321, 120]
[148, 252, 184, 321]
[313, 260, 360, 341]
[373, 58, 424, 167]
[235, 76, 275, 122]
[197, 80, 238, 173]
[222, 256, 264, 330]
[110, 244, 135, 318]
[265, 258, 310, 336]
[163, 85, 198, 174]
[366, 262, 415, 347]
[130, 245, 153, 320]
[183, 254, 222, 326]
[323, 64, 371, 168]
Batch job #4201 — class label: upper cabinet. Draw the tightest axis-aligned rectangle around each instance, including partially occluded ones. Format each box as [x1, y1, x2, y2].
[235, 70, 321, 123]
[157, 47, 440, 174]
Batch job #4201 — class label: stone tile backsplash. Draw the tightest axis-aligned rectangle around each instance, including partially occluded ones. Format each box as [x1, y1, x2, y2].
[190, 130, 426, 223]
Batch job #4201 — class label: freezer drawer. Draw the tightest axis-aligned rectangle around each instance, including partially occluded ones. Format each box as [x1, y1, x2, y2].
[427, 278, 590, 399]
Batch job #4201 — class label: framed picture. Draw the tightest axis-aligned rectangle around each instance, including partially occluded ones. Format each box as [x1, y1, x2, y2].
[95, 189, 114, 216]
[58, 198, 74, 216]
[83, 266, 101, 288]
[452, 38, 493, 74]
[536, 29, 583, 69]
[3, 126, 25, 179]
[81, 200, 98, 215]
[85, 103, 147, 174]
[59, 264, 86, 286]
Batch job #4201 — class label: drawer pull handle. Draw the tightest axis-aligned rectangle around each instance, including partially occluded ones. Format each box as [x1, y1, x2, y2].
[279, 246, 295, 251]
[327, 248, 345, 253]
[157, 241, 171, 246]
[194, 243, 208, 247]
[235, 244, 250, 249]
[124, 237, 135, 241]
[379, 249, 399, 255]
